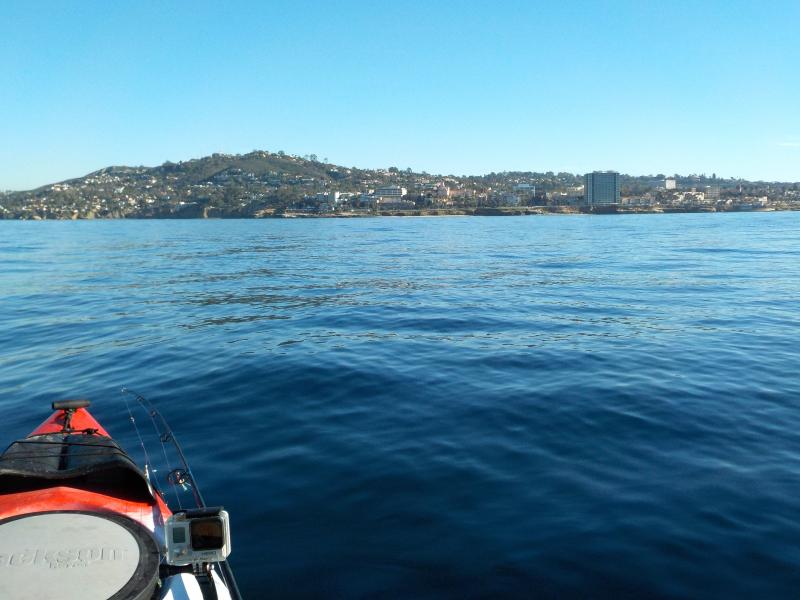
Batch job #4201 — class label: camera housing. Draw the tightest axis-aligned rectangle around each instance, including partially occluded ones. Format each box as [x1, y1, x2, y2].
[165, 507, 231, 566]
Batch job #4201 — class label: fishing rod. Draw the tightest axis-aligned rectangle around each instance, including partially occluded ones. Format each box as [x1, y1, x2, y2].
[120, 387, 243, 600]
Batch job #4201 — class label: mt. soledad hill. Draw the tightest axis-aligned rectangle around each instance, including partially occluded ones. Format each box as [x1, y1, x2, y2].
[3, 151, 396, 219]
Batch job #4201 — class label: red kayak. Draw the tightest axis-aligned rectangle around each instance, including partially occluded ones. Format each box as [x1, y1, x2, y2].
[0, 399, 239, 600]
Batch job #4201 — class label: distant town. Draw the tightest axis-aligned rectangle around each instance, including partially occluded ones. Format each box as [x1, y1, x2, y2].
[1, 150, 798, 220]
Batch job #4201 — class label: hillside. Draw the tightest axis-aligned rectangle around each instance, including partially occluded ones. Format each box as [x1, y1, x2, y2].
[1, 150, 797, 219]
[2, 151, 381, 219]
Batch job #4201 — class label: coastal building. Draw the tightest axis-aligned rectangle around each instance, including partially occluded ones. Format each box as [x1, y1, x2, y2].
[550, 193, 583, 207]
[584, 171, 620, 206]
[374, 185, 407, 198]
[665, 178, 677, 190]
[705, 185, 720, 201]
[307, 191, 341, 205]
[499, 193, 520, 207]
[434, 182, 450, 198]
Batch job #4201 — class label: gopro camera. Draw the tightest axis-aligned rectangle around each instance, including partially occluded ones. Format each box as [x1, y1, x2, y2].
[165, 507, 231, 565]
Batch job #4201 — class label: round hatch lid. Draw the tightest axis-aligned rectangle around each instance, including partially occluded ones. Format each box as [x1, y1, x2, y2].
[0, 511, 160, 600]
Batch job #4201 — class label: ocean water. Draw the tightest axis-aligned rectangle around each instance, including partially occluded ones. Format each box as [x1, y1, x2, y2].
[1, 213, 800, 598]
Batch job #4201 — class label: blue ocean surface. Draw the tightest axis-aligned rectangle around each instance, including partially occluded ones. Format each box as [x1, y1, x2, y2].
[1, 213, 800, 598]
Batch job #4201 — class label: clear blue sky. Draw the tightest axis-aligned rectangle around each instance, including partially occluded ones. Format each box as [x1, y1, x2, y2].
[2, 0, 799, 190]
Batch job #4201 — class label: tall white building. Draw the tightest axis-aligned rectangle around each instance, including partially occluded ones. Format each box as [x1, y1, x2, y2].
[584, 171, 620, 205]
[665, 178, 677, 190]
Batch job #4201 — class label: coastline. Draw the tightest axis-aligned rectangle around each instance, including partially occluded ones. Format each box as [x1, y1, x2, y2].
[5, 205, 797, 221]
